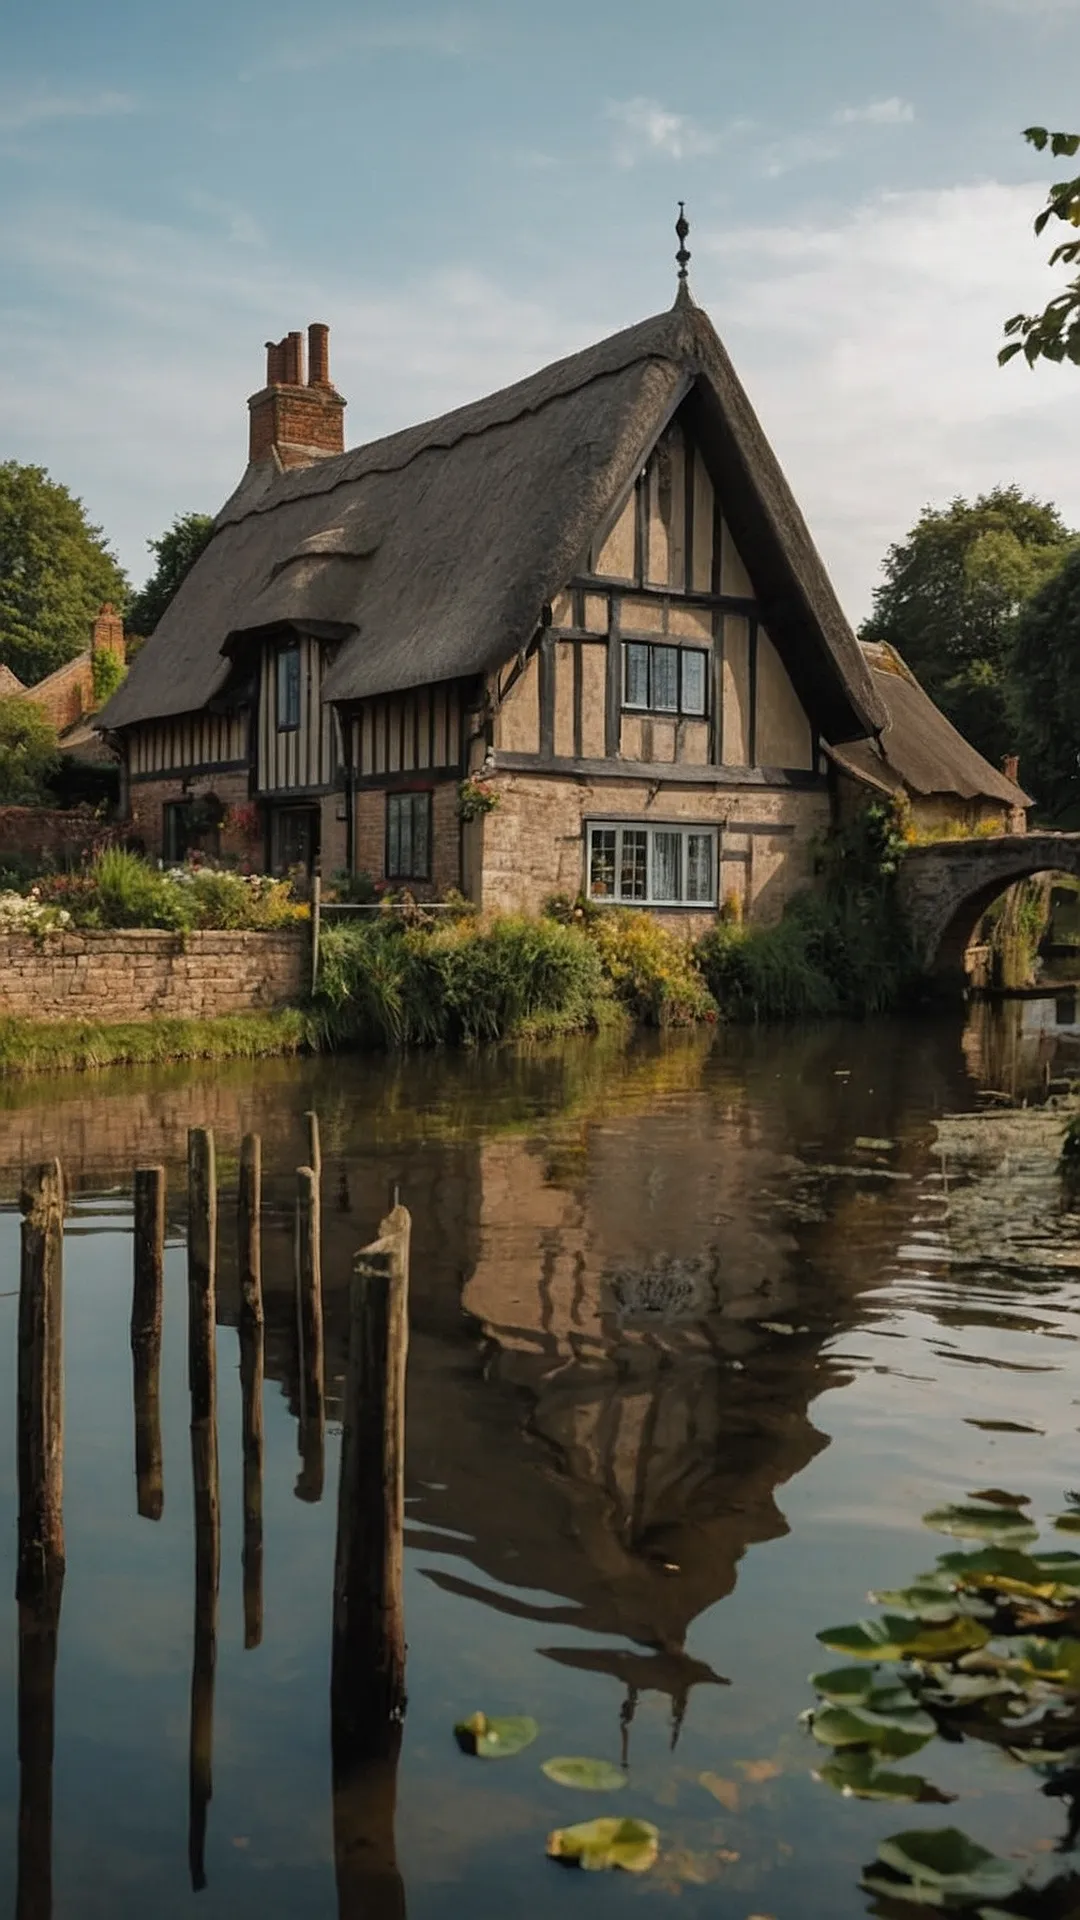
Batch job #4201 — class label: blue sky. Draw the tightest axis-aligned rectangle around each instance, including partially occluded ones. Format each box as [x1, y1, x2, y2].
[2, 0, 1079, 618]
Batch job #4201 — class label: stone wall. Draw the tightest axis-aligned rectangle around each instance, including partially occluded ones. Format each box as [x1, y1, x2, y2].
[0, 928, 307, 1023]
[478, 771, 829, 925]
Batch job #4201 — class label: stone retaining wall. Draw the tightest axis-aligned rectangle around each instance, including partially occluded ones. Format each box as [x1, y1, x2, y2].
[0, 929, 308, 1024]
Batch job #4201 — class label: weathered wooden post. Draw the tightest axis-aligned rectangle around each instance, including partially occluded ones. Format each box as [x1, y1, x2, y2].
[187, 1128, 219, 1892]
[237, 1133, 264, 1650]
[295, 1164, 325, 1502]
[305, 1109, 322, 1185]
[331, 1204, 411, 1759]
[131, 1165, 165, 1522]
[17, 1159, 65, 1920]
[332, 1724, 406, 1920]
[18, 1161, 65, 1601]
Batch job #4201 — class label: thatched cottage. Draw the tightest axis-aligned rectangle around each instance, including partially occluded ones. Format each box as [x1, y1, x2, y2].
[98, 266, 1027, 922]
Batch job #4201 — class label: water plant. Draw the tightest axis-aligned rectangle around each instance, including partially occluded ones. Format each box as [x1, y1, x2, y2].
[803, 1489, 1080, 1912]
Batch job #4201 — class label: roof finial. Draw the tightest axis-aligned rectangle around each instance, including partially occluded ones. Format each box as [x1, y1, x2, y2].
[674, 202, 694, 308]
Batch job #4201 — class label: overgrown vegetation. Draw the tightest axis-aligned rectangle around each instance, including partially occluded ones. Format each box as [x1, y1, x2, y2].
[90, 647, 126, 705]
[313, 914, 614, 1048]
[0, 1009, 313, 1076]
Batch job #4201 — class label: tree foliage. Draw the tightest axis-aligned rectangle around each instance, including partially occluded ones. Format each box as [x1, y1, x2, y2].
[1007, 546, 1080, 818]
[127, 511, 215, 637]
[0, 462, 128, 687]
[1001, 127, 1080, 369]
[0, 697, 60, 805]
[860, 487, 1075, 767]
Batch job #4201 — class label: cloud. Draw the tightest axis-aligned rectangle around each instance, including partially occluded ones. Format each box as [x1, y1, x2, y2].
[832, 97, 915, 127]
[0, 88, 136, 134]
[606, 97, 742, 168]
[262, 15, 471, 73]
[693, 181, 1080, 618]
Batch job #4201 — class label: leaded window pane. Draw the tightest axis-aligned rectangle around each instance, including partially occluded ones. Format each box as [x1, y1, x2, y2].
[620, 829, 648, 900]
[651, 830, 681, 901]
[686, 832, 714, 903]
[411, 795, 431, 878]
[277, 645, 300, 729]
[624, 643, 650, 709]
[589, 828, 617, 898]
[681, 650, 707, 716]
[651, 646, 679, 712]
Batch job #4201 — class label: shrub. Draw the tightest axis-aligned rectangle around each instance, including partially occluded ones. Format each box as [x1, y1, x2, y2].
[86, 847, 195, 929]
[314, 914, 610, 1049]
[90, 649, 126, 705]
[584, 911, 717, 1028]
[696, 915, 837, 1021]
[0, 697, 59, 804]
[32, 851, 303, 932]
[0, 890, 71, 934]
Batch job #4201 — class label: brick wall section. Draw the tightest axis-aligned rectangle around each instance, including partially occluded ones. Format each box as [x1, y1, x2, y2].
[0, 929, 307, 1023]
[23, 655, 95, 733]
[478, 772, 829, 925]
[353, 780, 461, 898]
[0, 806, 114, 865]
[127, 770, 254, 859]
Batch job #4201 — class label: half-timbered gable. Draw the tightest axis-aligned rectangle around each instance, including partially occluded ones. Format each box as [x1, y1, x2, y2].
[108, 280, 1007, 918]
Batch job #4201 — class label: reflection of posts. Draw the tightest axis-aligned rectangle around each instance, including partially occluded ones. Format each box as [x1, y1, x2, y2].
[17, 1161, 65, 1920]
[331, 1205, 411, 1760]
[187, 1129, 220, 1893]
[132, 1166, 165, 1522]
[295, 1165, 325, 1503]
[332, 1725, 407, 1920]
[237, 1134, 264, 1650]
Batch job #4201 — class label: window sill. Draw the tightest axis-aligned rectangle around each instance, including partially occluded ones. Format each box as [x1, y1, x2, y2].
[587, 897, 716, 912]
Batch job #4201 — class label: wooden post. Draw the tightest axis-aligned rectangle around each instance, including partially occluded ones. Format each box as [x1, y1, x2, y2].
[295, 1164, 325, 1503]
[18, 1161, 65, 1604]
[186, 1128, 219, 1892]
[237, 1134, 264, 1650]
[310, 873, 322, 997]
[305, 1109, 322, 1185]
[131, 1166, 165, 1522]
[331, 1205, 411, 1758]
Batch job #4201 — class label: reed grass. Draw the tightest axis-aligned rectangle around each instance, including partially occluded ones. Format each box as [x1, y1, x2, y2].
[0, 1009, 315, 1077]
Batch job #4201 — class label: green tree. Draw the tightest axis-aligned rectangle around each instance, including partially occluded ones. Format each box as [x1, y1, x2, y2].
[1001, 127, 1080, 369]
[860, 487, 1075, 766]
[1007, 546, 1080, 818]
[0, 698, 60, 804]
[127, 511, 215, 637]
[0, 462, 128, 686]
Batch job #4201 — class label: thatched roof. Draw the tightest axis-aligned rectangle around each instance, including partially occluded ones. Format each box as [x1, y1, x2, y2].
[0, 664, 25, 697]
[829, 642, 1031, 808]
[100, 301, 885, 742]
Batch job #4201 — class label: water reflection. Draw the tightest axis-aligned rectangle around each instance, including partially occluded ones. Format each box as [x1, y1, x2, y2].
[2, 1001, 1080, 1916]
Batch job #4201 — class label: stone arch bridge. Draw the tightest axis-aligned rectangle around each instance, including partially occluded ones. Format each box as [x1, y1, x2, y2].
[897, 832, 1080, 985]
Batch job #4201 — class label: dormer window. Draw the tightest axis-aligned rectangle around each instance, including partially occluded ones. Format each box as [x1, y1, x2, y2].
[276, 642, 301, 730]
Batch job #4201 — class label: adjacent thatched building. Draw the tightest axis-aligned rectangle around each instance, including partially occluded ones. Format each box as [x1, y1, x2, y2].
[97, 277, 1026, 920]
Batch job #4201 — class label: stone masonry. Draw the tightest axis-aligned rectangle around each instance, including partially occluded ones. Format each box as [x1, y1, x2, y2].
[0, 929, 307, 1023]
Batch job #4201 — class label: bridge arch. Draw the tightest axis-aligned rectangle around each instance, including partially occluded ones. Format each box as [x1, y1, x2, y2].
[896, 833, 1080, 985]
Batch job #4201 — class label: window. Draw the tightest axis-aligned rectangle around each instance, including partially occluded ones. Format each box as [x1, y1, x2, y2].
[623, 643, 708, 717]
[276, 643, 301, 730]
[586, 822, 716, 907]
[270, 805, 318, 875]
[387, 791, 432, 880]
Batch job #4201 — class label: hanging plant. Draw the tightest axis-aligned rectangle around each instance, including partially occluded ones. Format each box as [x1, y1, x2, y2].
[457, 776, 500, 822]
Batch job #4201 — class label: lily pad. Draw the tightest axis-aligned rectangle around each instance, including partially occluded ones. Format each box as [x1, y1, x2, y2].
[1054, 1512, 1080, 1534]
[818, 1614, 989, 1663]
[810, 1704, 935, 1758]
[810, 1665, 879, 1705]
[817, 1751, 949, 1803]
[541, 1756, 627, 1791]
[923, 1503, 1038, 1547]
[875, 1827, 1025, 1904]
[934, 1546, 1063, 1602]
[546, 1816, 659, 1874]
[454, 1712, 539, 1758]
[869, 1584, 991, 1623]
[966, 1489, 1031, 1509]
[1008, 1637, 1080, 1688]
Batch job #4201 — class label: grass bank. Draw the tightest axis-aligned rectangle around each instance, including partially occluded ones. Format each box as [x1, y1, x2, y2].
[0, 1008, 314, 1077]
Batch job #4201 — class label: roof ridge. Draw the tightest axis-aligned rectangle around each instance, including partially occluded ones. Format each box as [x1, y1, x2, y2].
[219, 307, 701, 530]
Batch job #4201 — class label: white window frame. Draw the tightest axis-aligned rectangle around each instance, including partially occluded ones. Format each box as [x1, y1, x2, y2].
[585, 819, 718, 909]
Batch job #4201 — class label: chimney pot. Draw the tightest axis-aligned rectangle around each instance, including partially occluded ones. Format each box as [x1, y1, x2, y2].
[285, 330, 305, 385]
[308, 322, 330, 387]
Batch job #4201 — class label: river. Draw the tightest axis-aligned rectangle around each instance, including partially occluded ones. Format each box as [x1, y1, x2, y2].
[1, 998, 1079, 1918]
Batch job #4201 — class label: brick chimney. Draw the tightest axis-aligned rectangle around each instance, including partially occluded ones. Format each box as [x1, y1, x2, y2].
[1002, 753, 1020, 785]
[248, 322, 346, 470]
[91, 603, 125, 661]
